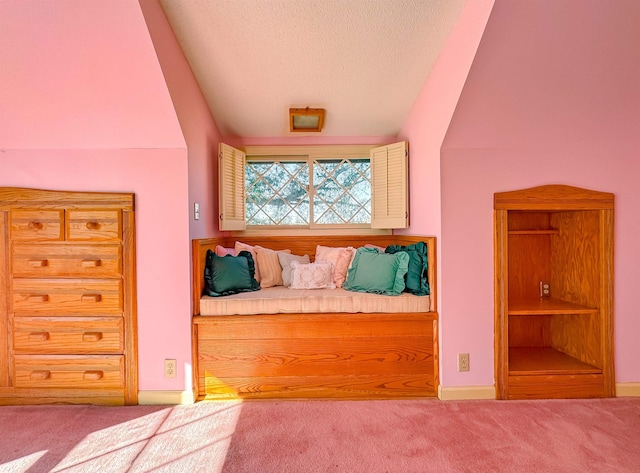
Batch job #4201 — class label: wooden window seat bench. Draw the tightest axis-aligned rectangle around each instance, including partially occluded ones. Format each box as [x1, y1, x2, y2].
[192, 235, 438, 401]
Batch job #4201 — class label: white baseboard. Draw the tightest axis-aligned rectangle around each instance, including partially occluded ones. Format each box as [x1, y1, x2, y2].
[438, 385, 496, 401]
[616, 383, 640, 397]
[138, 390, 195, 405]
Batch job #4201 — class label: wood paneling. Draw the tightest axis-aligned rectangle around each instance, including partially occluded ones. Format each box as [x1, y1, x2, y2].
[201, 374, 435, 400]
[508, 316, 551, 347]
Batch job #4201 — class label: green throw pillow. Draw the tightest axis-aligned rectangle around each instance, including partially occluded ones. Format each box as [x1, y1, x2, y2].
[204, 249, 260, 297]
[343, 247, 409, 296]
[385, 241, 430, 296]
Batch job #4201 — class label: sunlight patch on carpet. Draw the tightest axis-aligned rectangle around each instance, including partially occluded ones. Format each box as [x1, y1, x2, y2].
[39, 403, 245, 473]
[1, 450, 47, 471]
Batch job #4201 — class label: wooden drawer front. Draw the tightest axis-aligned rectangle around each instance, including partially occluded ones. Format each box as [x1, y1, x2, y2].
[10, 210, 64, 241]
[13, 317, 124, 354]
[12, 244, 122, 278]
[12, 279, 122, 314]
[67, 210, 121, 241]
[14, 355, 124, 389]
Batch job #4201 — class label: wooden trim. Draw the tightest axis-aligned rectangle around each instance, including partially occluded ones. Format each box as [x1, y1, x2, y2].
[0, 211, 8, 387]
[600, 209, 615, 396]
[616, 383, 640, 397]
[122, 209, 138, 405]
[494, 184, 614, 210]
[432, 319, 439, 393]
[191, 321, 200, 403]
[438, 385, 496, 401]
[494, 209, 509, 399]
[0, 187, 134, 211]
[245, 144, 377, 157]
[137, 390, 195, 405]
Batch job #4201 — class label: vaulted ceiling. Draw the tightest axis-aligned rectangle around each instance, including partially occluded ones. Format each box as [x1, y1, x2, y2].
[159, 0, 468, 138]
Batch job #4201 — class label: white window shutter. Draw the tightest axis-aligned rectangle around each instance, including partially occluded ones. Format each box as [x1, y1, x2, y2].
[370, 141, 408, 229]
[218, 143, 246, 231]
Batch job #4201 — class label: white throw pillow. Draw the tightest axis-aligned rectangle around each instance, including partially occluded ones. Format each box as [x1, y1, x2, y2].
[290, 261, 336, 290]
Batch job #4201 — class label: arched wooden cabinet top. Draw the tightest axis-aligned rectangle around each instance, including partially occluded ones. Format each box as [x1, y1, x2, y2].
[494, 184, 614, 211]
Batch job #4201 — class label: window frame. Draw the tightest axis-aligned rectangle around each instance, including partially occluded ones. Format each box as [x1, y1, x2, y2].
[219, 143, 408, 235]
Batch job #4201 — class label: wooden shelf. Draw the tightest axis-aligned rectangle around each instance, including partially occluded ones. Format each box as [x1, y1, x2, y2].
[508, 229, 559, 235]
[509, 347, 601, 375]
[508, 297, 598, 315]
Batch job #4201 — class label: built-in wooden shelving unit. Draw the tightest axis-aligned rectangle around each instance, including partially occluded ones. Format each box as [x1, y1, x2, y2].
[494, 185, 614, 400]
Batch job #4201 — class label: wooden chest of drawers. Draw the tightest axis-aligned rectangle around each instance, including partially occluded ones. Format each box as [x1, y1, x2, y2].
[0, 188, 137, 405]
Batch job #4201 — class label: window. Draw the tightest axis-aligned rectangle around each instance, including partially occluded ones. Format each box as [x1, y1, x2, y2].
[218, 143, 408, 232]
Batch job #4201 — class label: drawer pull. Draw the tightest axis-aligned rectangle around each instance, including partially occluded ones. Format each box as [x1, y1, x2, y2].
[27, 221, 44, 230]
[83, 370, 104, 381]
[82, 332, 103, 342]
[81, 259, 102, 267]
[81, 294, 102, 303]
[30, 370, 51, 380]
[28, 259, 49, 268]
[86, 221, 102, 230]
[28, 295, 49, 302]
[29, 332, 50, 341]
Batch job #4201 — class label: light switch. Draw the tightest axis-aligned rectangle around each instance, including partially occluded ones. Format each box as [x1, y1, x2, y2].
[194, 202, 200, 220]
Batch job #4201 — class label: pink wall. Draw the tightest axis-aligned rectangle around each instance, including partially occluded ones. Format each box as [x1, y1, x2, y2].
[0, 0, 184, 150]
[397, 0, 495, 238]
[0, 1, 193, 392]
[139, 0, 224, 241]
[441, 0, 640, 386]
[396, 0, 495, 387]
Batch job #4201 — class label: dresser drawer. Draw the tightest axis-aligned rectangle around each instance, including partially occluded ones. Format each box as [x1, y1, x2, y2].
[12, 279, 122, 314]
[67, 210, 121, 241]
[10, 210, 64, 241]
[13, 317, 124, 354]
[12, 244, 122, 278]
[13, 355, 124, 389]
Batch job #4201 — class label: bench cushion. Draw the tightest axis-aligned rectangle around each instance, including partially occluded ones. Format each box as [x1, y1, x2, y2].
[200, 286, 430, 316]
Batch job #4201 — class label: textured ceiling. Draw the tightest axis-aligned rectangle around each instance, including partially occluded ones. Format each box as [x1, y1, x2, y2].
[159, 0, 467, 138]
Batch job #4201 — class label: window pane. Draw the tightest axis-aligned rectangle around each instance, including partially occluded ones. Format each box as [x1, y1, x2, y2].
[313, 158, 371, 225]
[245, 160, 309, 225]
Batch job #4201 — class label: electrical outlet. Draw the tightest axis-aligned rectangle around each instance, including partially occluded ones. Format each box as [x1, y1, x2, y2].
[539, 281, 551, 298]
[164, 359, 177, 378]
[194, 202, 200, 220]
[458, 353, 470, 372]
